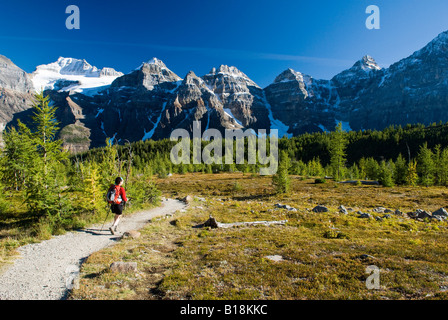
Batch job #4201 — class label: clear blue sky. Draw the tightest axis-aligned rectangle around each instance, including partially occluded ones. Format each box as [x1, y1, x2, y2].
[1, 0, 448, 87]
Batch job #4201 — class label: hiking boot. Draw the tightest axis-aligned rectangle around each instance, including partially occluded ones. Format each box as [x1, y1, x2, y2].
[109, 227, 115, 235]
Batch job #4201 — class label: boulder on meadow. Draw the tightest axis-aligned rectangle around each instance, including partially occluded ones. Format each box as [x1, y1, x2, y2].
[122, 230, 141, 239]
[338, 205, 348, 214]
[415, 209, 432, 220]
[312, 205, 329, 213]
[432, 208, 448, 218]
[181, 195, 193, 204]
[109, 262, 137, 274]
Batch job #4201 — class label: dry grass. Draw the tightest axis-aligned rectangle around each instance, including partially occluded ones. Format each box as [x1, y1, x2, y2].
[70, 173, 448, 300]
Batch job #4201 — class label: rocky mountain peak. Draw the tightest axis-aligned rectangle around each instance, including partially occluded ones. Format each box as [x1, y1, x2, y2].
[398, 30, 448, 64]
[432, 29, 448, 43]
[139, 58, 181, 81]
[387, 31, 448, 74]
[99, 67, 123, 77]
[356, 55, 381, 72]
[201, 65, 270, 129]
[0, 55, 15, 66]
[0, 55, 35, 138]
[136, 57, 169, 70]
[182, 70, 202, 86]
[216, 65, 245, 77]
[4, 28, 448, 150]
[205, 65, 259, 88]
[112, 58, 181, 91]
[55, 57, 97, 76]
[332, 55, 381, 85]
[273, 68, 312, 84]
[0, 54, 34, 93]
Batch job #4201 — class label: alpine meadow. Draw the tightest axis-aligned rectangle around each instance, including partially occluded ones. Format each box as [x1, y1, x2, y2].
[2, 90, 448, 299]
[3, 1, 448, 303]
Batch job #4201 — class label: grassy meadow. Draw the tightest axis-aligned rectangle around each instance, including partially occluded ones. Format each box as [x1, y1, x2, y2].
[69, 173, 448, 300]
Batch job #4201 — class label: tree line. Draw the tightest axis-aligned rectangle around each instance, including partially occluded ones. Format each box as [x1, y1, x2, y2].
[80, 121, 448, 191]
[2, 92, 448, 236]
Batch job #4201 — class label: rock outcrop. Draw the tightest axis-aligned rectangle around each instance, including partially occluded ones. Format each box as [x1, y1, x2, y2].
[0, 55, 35, 146]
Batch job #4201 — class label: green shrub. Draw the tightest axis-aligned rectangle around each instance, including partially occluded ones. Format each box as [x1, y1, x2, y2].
[323, 230, 350, 239]
[126, 176, 161, 209]
[233, 182, 243, 191]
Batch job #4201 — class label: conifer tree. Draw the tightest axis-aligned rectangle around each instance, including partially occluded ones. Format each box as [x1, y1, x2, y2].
[1, 120, 36, 190]
[406, 160, 419, 186]
[31, 92, 64, 173]
[417, 143, 435, 186]
[328, 122, 347, 181]
[206, 164, 213, 174]
[379, 160, 395, 187]
[438, 147, 448, 186]
[100, 138, 120, 189]
[25, 92, 68, 218]
[272, 150, 291, 193]
[358, 157, 367, 180]
[364, 157, 381, 181]
[81, 161, 103, 214]
[394, 154, 407, 185]
[432, 144, 448, 186]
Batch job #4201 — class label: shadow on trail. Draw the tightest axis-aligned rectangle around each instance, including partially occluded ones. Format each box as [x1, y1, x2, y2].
[74, 228, 120, 240]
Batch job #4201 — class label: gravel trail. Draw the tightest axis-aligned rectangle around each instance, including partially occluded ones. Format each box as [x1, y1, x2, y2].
[0, 199, 186, 300]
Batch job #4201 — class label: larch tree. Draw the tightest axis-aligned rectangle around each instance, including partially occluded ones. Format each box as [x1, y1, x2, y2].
[328, 122, 348, 181]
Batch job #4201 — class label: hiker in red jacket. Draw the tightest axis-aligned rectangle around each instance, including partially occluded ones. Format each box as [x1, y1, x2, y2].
[109, 177, 128, 235]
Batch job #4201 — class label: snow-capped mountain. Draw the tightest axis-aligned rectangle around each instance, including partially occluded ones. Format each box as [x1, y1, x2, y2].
[3, 29, 448, 151]
[332, 55, 381, 85]
[134, 57, 170, 71]
[30, 57, 123, 94]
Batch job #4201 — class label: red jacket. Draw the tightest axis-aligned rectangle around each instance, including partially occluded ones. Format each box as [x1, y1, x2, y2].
[110, 185, 128, 204]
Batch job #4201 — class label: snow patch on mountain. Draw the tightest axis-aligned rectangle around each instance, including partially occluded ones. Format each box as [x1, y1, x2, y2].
[223, 108, 243, 127]
[317, 124, 328, 132]
[95, 108, 104, 118]
[262, 92, 292, 138]
[142, 102, 167, 141]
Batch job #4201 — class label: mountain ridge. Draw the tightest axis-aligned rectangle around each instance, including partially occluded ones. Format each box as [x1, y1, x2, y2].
[2, 29, 448, 152]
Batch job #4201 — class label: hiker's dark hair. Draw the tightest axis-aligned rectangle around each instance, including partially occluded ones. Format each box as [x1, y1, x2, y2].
[115, 177, 123, 185]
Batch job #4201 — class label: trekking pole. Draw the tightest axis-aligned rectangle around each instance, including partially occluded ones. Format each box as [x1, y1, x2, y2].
[101, 206, 112, 232]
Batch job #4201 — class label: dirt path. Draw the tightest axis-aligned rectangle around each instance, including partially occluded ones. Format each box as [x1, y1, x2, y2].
[0, 199, 187, 300]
